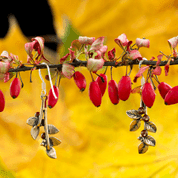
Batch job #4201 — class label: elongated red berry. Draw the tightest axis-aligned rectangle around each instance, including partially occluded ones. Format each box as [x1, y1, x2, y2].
[0, 90, 5, 112]
[108, 80, 119, 105]
[48, 85, 59, 108]
[118, 76, 131, 101]
[158, 82, 172, 99]
[89, 81, 102, 107]
[10, 77, 21, 99]
[73, 71, 86, 91]
[142, 82, 156, 108]
[165, 86, 178, 105]
[96, 74, 107, 96]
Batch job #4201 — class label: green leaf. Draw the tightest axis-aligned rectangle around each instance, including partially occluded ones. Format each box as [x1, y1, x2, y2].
[61, 17, 80, 55]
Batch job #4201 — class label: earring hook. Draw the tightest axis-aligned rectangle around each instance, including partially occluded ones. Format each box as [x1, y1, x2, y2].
[38, 62, 57, 99]
[139, 58, 147, 110]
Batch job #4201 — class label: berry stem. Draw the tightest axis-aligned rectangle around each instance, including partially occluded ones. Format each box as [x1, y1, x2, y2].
[94, 73, 105, 83]
[153, 75, 160, 84]
[126, 65, 128, 76]
[90, 72, 94, 81]
[104, 66, 108, 74]
[110, 66, 113, 80]
[55, 72, 58, 86]
[149, 71, 156, 90]
[58, 74, 62, 88]
[19, 72, 24, 88]
[30, 70, 33, 83]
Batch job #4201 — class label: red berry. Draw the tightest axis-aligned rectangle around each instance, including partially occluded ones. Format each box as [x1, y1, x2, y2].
[96, 74, 107, 96]
[108, 80, 119, 105]
[142, 82, 156, 108]
[89, 81, 102, 107]
[118, 76, 131, 101]
[164, 86, 178, 105]
[10, 77, 21, 99]
[48, 85, 59, 108]
[73, 71, 86, 91]
[0, 90, 5, 112]
[158, 82, 172, 99]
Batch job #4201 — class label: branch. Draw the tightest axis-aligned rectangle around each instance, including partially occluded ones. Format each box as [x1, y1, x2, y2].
[8, 57, 178, 73]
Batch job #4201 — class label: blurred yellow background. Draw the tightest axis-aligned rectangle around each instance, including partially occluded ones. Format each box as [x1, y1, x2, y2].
[0, 0, 178, 177]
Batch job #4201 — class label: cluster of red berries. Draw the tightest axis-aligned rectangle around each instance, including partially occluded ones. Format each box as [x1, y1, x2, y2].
[158, 82, 178, 105]
[71, 70, 132, 107]
[0, 75, 61, 112]
[141, 80, 178, 108]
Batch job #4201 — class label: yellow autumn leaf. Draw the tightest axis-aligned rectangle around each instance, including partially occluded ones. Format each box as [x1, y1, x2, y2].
[0, 0, 178, 177]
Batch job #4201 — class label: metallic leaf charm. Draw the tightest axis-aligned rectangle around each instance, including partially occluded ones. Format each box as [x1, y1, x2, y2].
[49, 137, 62, 146]
[26, 117, 39, 126]
[126, 110, 142, 120]
[144, 121, 157, 133]
[130, 119, 141, 131]
[48, 124, 59, 134]
[31, 126, 40, 140]
[138, 135, 156, 146]
[138, 142, 148, 154]
[46, 147, 57, 159]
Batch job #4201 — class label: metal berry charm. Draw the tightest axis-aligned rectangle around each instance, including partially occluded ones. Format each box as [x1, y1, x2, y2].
[126, 100, 157, 154]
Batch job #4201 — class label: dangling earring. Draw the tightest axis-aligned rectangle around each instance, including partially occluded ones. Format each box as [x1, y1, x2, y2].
[126, 60, 157, 154]
[26, 62, 61, 159]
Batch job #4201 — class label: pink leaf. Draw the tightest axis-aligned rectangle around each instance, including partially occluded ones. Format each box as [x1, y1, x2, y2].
[164, 63, 169, 76]
[149, 57, 155, 61]
[68, 48, 76, 61]
[100, 45, 108, 55]
[136, 38, 150, 48]
[133, 66, 149, 83]
[152, 66, 162, 75]
[31, 37, 45, 54]
[108, 48, 116, 60]
[0, 62, 10, 73]
[4, 72, 10, 83]
[129, 50, 142, 60]
[156, 54, 163, 66]
[168, 36, 178, 49]
[0, 51, 13, 63]
[173, 49, 178, 57]
[60, 53, 70, 64]
[95, 51, 102, 59]
[90, 37, 105, 51]
[87, 58, 104, 72]
[78, 36, 95, 45]
[62, 63, 74, 79]
[115, 33, 129, 47]
[24, 42, 34, 57]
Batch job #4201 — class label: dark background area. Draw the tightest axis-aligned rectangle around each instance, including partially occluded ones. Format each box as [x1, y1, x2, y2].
[0, 0, 58, 51]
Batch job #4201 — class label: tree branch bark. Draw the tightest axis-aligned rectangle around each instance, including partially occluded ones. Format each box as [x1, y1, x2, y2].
[8, 57, 178, 73]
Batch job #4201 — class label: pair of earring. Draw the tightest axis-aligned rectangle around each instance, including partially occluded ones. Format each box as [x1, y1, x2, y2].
[26, 62, 61, 159]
